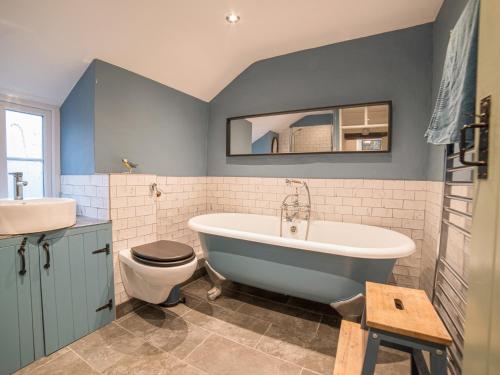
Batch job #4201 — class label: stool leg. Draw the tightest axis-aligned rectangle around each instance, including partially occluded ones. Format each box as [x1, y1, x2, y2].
[361, 330, 381, 375]
[411, 351, 418, 375]
[430, 349, 447, 375]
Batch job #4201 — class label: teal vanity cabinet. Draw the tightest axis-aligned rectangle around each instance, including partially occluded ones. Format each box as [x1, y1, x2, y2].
[0, 222, 114, 375]
[0, 236, 41, 375]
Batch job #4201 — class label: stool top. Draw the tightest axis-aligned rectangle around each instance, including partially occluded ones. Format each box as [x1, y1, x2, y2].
[131, 240, 194, 263]
[365, 282, 452, 345]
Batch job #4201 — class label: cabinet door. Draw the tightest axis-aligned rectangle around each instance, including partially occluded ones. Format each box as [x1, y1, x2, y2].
[40, 228, 114, 355]
[83, 227, 114, 331]
[40, 235, 76, 354]
[0, 240, 35, 375]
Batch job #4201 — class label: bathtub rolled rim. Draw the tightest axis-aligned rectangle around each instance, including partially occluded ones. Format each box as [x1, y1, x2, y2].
[188, 213, 415, 260]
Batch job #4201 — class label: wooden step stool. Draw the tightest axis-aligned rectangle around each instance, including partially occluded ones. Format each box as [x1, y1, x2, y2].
[334, 282, 452, 375]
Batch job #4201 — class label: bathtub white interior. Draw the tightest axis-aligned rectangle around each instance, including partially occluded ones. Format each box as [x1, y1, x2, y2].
[189, 213, 415, 259]
[200, 233, 398, 304]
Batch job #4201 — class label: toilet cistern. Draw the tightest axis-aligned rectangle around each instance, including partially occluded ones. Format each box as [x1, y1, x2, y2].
[9, 172, 28, 200]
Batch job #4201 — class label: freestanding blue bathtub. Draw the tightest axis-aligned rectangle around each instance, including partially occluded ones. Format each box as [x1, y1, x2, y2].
[188, 213, 415, 305]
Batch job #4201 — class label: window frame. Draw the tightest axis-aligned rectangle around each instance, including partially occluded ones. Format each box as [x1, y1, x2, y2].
[0, 94, 60, 198]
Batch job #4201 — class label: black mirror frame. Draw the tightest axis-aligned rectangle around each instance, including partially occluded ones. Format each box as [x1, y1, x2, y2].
[226, 100, 392, 157]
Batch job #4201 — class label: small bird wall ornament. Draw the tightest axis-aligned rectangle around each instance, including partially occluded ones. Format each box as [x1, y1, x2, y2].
[121, 158, 138, 173]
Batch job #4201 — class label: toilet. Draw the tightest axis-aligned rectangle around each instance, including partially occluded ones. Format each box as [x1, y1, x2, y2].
[119, 240, 197, 305]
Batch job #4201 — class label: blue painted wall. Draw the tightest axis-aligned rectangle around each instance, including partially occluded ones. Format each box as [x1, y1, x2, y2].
[61, 60, 209, 176]
[93, 60, 209, 175]
[426, 0, 469, 181]
[60, 63, 96, 175]
[207, 24, 433, 179]
[61, 18, 464, 181]
[252, 131, 278, 154]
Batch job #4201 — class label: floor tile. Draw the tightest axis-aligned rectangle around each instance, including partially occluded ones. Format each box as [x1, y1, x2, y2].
[183, 301, 270, 347]
[185, 334, 302, 375]
[374, 346, 411, 375]
[70, 322, 149, 372]
[14, 347, 71, 375]
[286, 296, 340, 316]
[236, 295, 322, 333]
[225, 280, 290, 303]
[116, 297, 147, 319]
[118, 305, 176, 338]
[156, 293, 203, 317]
[103, 342, 205, 375]
[148, 318, 211, 359]
[16, 350, 99, 375]
[118, 303, 211, 359]
[181, 278, 246, 311]
[256, 322, 338, 375]
[300, 369, 321, 375]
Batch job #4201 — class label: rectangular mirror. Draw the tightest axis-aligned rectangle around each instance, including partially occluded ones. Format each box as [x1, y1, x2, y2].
[226, 101, 391, 156]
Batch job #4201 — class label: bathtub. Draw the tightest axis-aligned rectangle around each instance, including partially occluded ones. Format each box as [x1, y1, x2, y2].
[188, 213, 415, 305]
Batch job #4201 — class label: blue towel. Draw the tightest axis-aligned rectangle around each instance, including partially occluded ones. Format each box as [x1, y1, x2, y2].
[425, 0, 480, 145]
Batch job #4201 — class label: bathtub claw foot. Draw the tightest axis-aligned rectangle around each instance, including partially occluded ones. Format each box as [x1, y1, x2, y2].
[331, 293, 365, 321]
[205, 261, 226, 301]
[207, 286, 222, 301]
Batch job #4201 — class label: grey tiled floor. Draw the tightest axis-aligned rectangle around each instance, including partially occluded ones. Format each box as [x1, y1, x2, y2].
[15, 276, 410, 375]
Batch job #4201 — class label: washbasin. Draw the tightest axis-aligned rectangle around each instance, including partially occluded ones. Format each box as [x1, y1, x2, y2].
[0, 198, 76, 235]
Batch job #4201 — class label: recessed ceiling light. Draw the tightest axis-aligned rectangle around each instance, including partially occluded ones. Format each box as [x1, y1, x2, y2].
[226, 13, 240, 24]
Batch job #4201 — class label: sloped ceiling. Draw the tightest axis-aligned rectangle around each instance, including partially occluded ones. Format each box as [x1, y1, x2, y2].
[0, 0, 443, 105]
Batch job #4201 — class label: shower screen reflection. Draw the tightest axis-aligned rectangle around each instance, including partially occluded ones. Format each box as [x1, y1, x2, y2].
[227, 102, 391, 155]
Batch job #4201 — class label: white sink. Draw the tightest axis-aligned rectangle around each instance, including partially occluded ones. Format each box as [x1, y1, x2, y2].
[0, 198, 76, 235]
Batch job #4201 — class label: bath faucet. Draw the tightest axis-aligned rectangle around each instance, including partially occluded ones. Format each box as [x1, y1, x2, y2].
[9, 172, 28, 200]
[280, 179, 311, 239]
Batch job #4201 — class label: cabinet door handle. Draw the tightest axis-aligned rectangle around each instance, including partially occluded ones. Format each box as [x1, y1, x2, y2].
[43, 242, 51, 269]
[18, 237, 28, 275]
[92, 244, 110, 255]
[96, 299, 113, 312]
[18, 248, 27, 275]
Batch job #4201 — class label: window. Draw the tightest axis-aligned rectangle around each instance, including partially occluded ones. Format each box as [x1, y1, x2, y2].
[0, 99, 58, 198]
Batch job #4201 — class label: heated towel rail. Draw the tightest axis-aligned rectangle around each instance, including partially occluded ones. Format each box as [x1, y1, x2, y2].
[432, 143, 474, 375]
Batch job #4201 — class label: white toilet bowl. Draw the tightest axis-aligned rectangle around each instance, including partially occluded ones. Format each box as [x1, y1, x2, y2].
[119, 242, 197, 304]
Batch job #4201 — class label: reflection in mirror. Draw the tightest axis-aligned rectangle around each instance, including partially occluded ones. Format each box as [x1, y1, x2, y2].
[227, 102, 391, 156]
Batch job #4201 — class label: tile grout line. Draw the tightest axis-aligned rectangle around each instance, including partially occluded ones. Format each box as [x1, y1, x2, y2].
[315, 313, 324, 335]
[104, 321, 210, 375]
[300, 367, 323, 375]
[213, 331, 308, 371]
[181, 297, 333, 373]
[68, 346, 104, 374]
[253, 322, 273, 349]
[214, 281, 330, 320]
[114, 313, 211, 373]
[183, 286, 325, 332]
[14, 348, 71, 374]
[182, 290, 275, 327]
[118, 286, 334, 373]
[182, 332, 215, 362]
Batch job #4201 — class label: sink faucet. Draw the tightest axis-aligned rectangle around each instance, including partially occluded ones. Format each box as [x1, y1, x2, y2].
[9, 172, 28, 200]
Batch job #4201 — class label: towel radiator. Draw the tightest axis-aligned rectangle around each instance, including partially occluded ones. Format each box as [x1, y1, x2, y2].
[432, 96, 490, 374]
[432, 142, 473, 375]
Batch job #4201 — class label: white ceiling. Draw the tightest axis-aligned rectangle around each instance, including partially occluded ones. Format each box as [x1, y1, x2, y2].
[0, 0, 443, 105]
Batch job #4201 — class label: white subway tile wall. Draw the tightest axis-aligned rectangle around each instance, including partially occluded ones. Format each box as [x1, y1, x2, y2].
[109, 175, 208, 304]
[156, 176, 207, 258]
[61, 174, 444, 304]
[421, 181, 445, 297]
[60, 174, 110, 220]
[206, 177, 434, 289]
